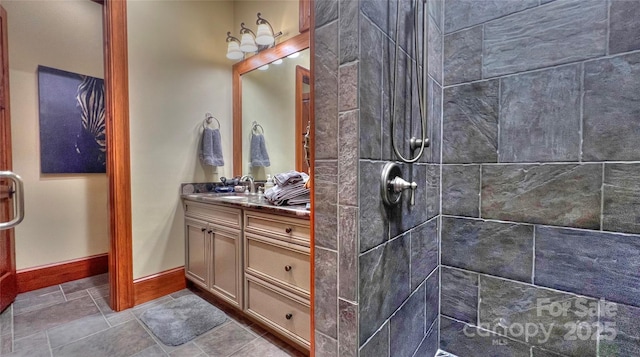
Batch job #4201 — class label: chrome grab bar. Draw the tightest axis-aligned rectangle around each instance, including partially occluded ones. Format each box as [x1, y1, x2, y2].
[0, 171, 24, 230]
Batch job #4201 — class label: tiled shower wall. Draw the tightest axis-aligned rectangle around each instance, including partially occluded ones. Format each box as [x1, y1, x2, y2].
[438, 0, 640, 356]
[314, 0, 443, 356]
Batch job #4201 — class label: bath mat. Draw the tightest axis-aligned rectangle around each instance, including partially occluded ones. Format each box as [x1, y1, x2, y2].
[139, 294, 227, 346]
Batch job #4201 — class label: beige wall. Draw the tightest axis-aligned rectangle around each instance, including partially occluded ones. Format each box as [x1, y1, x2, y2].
[233, 0, 300, 44]
[127, 0, 234, 279]
[241, 49, 310, 179]
[5, 0, 109, 270]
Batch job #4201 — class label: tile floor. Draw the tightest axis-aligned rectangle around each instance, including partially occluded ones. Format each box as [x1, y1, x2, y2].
[0, 274, 305, 357]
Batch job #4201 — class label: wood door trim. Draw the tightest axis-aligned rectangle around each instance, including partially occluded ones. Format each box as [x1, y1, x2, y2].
[232, 33, 310, 177]
[308, 1, 315, 353]
[299, 0, 311, 33]
[133, 266, 186, 306]
[16, 254, 108, 293]
[103, 0, 134, 311]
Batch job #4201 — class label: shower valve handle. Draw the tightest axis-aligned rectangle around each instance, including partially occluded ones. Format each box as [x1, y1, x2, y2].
[389, 177, 417, 206]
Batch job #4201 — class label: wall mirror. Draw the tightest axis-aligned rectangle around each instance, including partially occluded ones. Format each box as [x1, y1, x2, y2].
[232, 33, 310, 179]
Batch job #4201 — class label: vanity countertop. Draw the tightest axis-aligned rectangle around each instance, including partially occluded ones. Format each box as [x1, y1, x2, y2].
[181, 193, 310, 218]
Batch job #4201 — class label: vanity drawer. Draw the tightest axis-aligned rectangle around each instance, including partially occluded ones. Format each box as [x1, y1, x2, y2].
[244, 211, 310, 244]
[184, 201, 241, 229]
[245, 275, 310, 346]
[245, 233, 310, 295]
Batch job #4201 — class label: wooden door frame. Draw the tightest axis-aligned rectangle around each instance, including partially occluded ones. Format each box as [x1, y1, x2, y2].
[294, 65, 310, 173]
[103, 0, 134, 311]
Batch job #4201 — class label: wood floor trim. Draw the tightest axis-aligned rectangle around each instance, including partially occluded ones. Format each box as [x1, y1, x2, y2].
[133, 266, 186, 306]
[16, 253, 109, 293]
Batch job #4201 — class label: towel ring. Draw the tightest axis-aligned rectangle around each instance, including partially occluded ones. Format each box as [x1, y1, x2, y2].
[203, 113, 220, 130]
[252, 121, 265, 135]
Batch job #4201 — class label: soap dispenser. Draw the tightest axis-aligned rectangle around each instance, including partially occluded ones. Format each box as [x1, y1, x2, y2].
[265, 174, 274, 191]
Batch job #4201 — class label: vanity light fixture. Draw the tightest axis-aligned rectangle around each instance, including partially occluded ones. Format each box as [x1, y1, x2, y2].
[258, 65, 270, 71]
[226, 13, 283, 61]
[239, 23, 258, 53]
[272, 59, 283, 65]
[287, 52, 301, 59]
[225, 32, 244, 60]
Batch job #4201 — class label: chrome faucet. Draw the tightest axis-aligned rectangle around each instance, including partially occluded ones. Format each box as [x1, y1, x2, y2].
[240, 175, 256, 194]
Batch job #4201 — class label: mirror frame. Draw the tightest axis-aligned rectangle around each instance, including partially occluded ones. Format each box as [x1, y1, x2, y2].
[232, 32, 310, 177]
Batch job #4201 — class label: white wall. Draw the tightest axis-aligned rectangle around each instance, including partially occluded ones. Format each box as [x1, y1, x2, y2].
[5, 0, 109, 270]
[127, 0, 234, 279]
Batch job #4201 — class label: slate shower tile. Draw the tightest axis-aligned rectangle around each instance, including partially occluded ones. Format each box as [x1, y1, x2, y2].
[583, 52, 640, 161]
[359, 160, 388, 252]
[441, 217, 533, 282]
[443, 0, 538, 34]
[442, 80, 498, 164]
[315, 22, 339, 160]
[339, 63, 358, 112]
[359, 321, 388, 355]
[499, 65, 581, 163]
[339, 206, 358, 301]
[609, 0, 640, 55]
[339, 0, 359, 64]
[426, 268, 439, 328]
[410, 218, 438, 290]
[315, 248, 338, 338]
[52, 320, 155, 357]
[428, 0, 443, 31]
[339, 111, 358, 206]
[603, 163, 640, 234]
[426, 80, 442, 164]
[359, 15, 383, 159]
[443, 26, 482, 86]
[339, 299, 358, 357]
[315, 0, 338, 29]
[535, 226, 640, 308]
[440, 266, 478, 324]
[531, 348, 565, 357]
[360, 0, 397, 37]
[415, 319, 439, 357]
[440, 317, 530, 357]
[428, 15, 443, 85]
[483, 0, 607, 77]
[315, 160, 338, 250]
[479, 276, 598, 356]
[315, 333, 338, 357]
[442, 165, 480, 217]
[426, 164, 440, 219]
[390, 283, 426, 357]
[599, 302, 640, 356]
[481, 164, 602, 229]
[359, 234, 410, 344]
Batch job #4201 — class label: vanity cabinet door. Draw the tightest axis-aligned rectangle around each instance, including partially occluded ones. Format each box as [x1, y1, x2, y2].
[210, 225, 242, 309]
[185, 218, 209, 288]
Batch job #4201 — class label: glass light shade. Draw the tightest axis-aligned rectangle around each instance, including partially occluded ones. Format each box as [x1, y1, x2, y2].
[226, 41, 243, 60]
[287, 52, 301, 59]
[272, 59, 283, 65]
[258, 65, 269, 71]
[240, 33, 258, 52]
[255, 23, 275, 46]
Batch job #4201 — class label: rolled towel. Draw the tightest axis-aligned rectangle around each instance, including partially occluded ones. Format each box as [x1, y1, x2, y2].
[250, 133, 270, 167]
[200, 128, 224, 166]
[275, 171, 309, 187]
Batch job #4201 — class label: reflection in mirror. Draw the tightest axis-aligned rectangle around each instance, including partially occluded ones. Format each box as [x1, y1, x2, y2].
[240, 48, 310, 180]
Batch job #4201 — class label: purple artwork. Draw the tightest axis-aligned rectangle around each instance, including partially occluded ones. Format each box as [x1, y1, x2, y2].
[38, 65, 106, 174]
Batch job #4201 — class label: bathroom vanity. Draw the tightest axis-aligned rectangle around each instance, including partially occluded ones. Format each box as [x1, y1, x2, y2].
[182, 193, 310, 351]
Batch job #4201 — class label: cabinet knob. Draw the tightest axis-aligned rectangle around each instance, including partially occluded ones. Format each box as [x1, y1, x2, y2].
[207, 230, 213, 234]
[285, 313, 293, 320]
[201, 228, 206, 232]
[284, 265, 292, 272]
[285, 227, 293, 234]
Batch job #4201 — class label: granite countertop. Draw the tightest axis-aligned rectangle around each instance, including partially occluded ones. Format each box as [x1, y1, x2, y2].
[181, 192, 310, 218]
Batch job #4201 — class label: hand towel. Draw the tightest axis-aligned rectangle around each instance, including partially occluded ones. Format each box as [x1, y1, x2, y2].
[274, 171, 309, 187]
[250, 133, 270, 167]
[200, 128, 224, 166]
